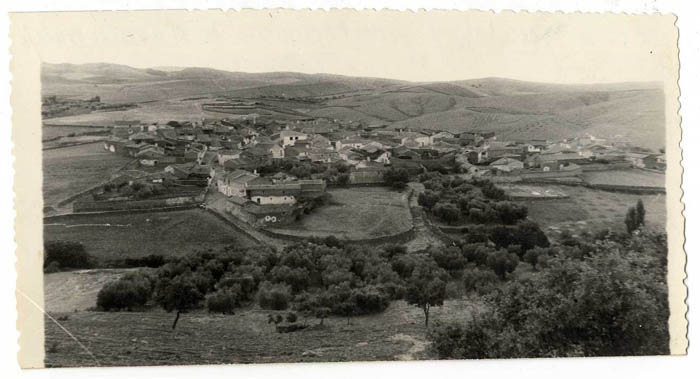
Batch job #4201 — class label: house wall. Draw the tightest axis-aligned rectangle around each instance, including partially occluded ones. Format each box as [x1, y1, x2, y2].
[250, 195, 296, 205]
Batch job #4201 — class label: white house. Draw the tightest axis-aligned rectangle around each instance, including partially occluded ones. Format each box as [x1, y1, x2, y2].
[280, 129, 308, 147]
[217, 169, 258, 197]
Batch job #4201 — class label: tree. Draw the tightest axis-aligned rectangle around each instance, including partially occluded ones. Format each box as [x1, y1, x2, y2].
[429, 231, 670, 358]
[383, 168, 410, 190]
[154, 274, 204, 329]
[625, 200, 646, 234]
[337, 173, 350, 186]
[636, 199, 646, 226]
[434, 202, 460, 223]
[44, 240, 93, 270]
[404, 258, 448, 326]
[463, 267, 499, 295]
[418, 191, 440, 210]
[485, 250, 519, 279]
[257, 281, 292, 310]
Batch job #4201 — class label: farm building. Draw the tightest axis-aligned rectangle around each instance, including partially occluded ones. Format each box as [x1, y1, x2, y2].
[217, 169, 260, 198]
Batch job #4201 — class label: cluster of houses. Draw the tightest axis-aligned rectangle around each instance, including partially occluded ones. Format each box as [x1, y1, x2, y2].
[102, 115, 665, 223]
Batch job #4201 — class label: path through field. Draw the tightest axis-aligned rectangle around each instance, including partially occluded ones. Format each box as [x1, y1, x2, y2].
[390, 334, 428, 360]
[405, 182, 446, 252]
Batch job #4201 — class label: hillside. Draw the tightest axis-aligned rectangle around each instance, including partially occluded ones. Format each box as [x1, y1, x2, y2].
[41, 63, 665, 148]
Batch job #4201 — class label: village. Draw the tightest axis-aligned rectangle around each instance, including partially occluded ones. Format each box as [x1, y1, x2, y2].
[89, 113, 666, 232]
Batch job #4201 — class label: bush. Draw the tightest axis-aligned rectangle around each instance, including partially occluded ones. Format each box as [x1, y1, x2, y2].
[257, 281, 291, 310]
[434, 202, 460, 223]
[44, 261, 61, 273]
[286, 312, 298, 323]
[206, 288, 239, 314]
[97, 279, 149, 311]
[351, 285, 390, 315]
[463, 267, 499, 295]
[384, 168, 410, 190]
[431, 246, 467, 273]
[44, 241, 93, 270]
[486, 250, 520, 279]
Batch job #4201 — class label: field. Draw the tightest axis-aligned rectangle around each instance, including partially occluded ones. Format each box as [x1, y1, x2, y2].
[44, 297, 484, 367]
[42, 125, 107, 140]
[582, 169, 665, 188]
[40, 99, 227, 127]
[521, 185, 666, 236]
[43, 142, 134, 208]
[44, 209, 260, 263]
[44, 269, 133, 312]
[268, 187, 412, 240]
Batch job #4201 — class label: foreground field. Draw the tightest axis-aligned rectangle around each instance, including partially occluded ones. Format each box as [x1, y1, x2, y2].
[268, 187, 412, 240]
[43, 142, 133, 207]
[44, 209, 259, 263]
[521, 185, 666, 236]
[44, 269, 134, 312]
[44, 298, 483, 367]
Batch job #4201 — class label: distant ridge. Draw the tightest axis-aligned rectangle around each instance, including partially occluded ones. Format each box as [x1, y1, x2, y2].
[41, 62, 665, 149]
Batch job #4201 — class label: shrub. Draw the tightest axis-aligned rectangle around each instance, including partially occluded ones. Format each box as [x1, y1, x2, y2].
[463, 267, 500, 295]
[286, 312, 298, 323]
[418, 191, 440, 209]
[44, 241, 93, 270]
[257, 281, 291, 310]
[44, 261, 61, 273]
[351, 285, 390, 315]
[431, 246, 467, 273]
[486, 250, 520, 279]
[434, 202, 460, 223]
[206, 288, 239, 314]
[97, 279, 149, 311]
[383, 168, 410, 190]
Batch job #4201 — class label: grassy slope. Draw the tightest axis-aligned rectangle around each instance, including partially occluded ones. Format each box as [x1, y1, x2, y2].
[44, 297, 484, 367]
[42, 142, 133, 207]
[42, 63, 666, 148]
[521, 185, 666, 237]
[44, 209, 259, 263]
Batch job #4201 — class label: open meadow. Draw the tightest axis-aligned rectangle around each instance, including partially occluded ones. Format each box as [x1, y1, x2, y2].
[42, 125, 107, 141]
[41, 99, 227, 127]
[44, 269, 134, 313]
[520, 185, 666, 236]
[44, 209, 260, 264]
[582, 169, 665, 188]
[43, 142, 134, 208]
[44, 297, 485, 367]
[267, 187, 412, 240]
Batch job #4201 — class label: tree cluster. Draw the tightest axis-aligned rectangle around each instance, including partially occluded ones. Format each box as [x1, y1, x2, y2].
[95, 241, 452, 328]
[429, 229, 670, 358]
[44, 241, 94, 272]
[418, 174, 526, 225]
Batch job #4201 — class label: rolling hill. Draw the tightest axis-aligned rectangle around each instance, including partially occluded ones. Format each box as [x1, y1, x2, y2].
[41, 63, 666, 149]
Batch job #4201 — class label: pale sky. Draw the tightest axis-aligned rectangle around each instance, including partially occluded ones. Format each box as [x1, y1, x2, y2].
[15, 10, 678, 84]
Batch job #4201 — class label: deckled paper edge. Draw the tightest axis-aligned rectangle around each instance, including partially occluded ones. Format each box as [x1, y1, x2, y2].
[9, 9, 687, 369]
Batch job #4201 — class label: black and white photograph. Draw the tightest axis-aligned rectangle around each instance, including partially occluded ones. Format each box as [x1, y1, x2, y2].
[10, 9, 685, 369]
